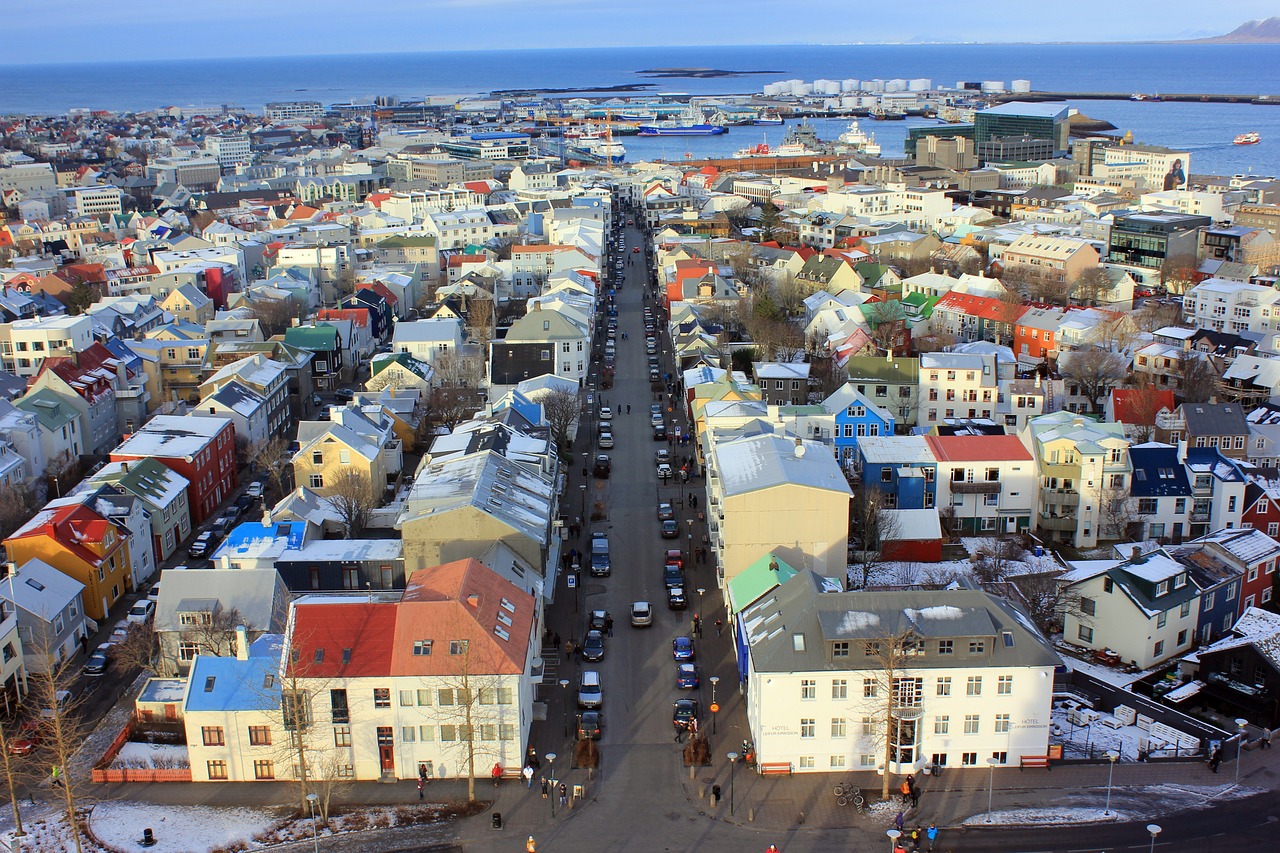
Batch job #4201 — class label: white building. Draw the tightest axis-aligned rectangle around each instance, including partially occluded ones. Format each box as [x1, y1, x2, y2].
[739, 580, 1059, 776]
[204, 134, 252, 171]
[1184, 278, 1280, 335]
[0, 314, 95, 377]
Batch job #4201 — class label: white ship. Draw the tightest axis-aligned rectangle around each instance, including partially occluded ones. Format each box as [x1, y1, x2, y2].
[837, 120, 881, 156]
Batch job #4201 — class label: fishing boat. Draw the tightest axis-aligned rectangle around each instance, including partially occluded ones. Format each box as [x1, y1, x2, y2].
[733, 141, 771, 158]
[1235, 131, 1261, 145]
[753, 110, 784, 126]
[636, 122, 726, 136]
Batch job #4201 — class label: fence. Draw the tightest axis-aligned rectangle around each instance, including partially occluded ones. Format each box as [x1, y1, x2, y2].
[90, 719, 192, 784]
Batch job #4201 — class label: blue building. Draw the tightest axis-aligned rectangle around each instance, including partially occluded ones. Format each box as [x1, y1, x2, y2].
[822, 384, 896, 473]
[1128, 443, 1193, 543]
[1169, 544, 1243, 646]
[856, 435, 937, 509]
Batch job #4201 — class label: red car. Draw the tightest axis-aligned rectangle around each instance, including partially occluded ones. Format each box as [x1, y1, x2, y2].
[632, 247, 641, 253]
[7, 721, 42, 755]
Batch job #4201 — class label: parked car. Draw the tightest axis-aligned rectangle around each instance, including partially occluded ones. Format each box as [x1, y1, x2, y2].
[599, 430, 614, 449]
[40, 690, 74, 719]
[188, 531, 218, 559]
[676, 662, 700, 689]
[593, 455, 612, 479]
[657, 463, 673, 482]
[83, 649, 110, 676]
[7, 721, 42, 755]
[334, 388, 356, 403]
[582, 630, 606, 662]
[577, 709, 604, 741]
[599, 406, 613, 421]
[663, 564, 684, 589]
[667, 586, 687, 610]
[672, 636, 695, 661]
[631, 601, 653, 627]
[657, 502, 675, 521]
[146, 583, 161, 602]
[587, 610, 609, 633]
[673, 698, 700, 732]
[661, 519, 679, 538]
[245, 481, 265, 499]
[577, 670, 603, 709]
[127, 599, 155, 625]
[235, 493, 255, 513]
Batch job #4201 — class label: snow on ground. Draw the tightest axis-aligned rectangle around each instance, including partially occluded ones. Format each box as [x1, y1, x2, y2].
[962, 807, 1129, 826]
[852, 538, 1063, 590]
[1051, 706, 1150, 761]
[90, 802, 277, 853]
[1063, 654, 1150, 689]
[111, 741, 189, 768]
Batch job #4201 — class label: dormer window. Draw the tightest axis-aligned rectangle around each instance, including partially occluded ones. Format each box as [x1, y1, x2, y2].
[1155, 580, 1169, 597]
[1173, 573, 1187, 589]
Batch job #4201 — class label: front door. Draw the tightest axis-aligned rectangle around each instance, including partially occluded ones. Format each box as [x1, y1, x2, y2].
[377, 726, 394, 773]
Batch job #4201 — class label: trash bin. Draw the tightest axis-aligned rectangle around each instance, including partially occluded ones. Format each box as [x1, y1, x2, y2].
[492, 812, 503, 830]
[1034, 545, 1044, 557]
[711, 784, 721, 806]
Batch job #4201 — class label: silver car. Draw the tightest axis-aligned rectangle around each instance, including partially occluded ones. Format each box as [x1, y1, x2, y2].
[631, 600, 653, 627]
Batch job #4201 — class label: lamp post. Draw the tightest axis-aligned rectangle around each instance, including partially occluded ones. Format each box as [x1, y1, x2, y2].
[709, 675, 720, 734]
[696, 587, 705, 626]
[1147, 823, 1162, 853]
[886, 829, 901, 853]
[580, 483, 587, 516]
[546, 752, 558, 818]
[559, 678, 570, 738]
[726, 751, 738, 816]
[305, 793, 320, 853]
[1235, 717, 1249, 786]
[1103, 749, 1119, 816]
[985, 756, 999, 823]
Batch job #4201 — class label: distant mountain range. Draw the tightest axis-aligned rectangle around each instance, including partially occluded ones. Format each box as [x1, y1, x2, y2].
[1183, 17, 1280, 43]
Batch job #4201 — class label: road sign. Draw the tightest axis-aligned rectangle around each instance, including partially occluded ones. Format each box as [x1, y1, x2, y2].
[709, 703, 720, 713]
[567, 574, 577, 589]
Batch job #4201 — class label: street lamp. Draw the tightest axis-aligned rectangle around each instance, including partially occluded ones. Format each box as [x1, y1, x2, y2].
[1146, 823, 1162, 853]
[726, 752, 738, 816]
[709, 675, 720, 734]
[1234, 717, 1249, 786]
[985, 756, 1000, 823]
[559, 678, 570, 738]
[580, 483, 587, 516]
[305, 792, 320, 853]
[546, 752, 558, 818]
[1103, 749, 1119, 815]
[696, 587, 705, 626]
[886, 829, 902, 853]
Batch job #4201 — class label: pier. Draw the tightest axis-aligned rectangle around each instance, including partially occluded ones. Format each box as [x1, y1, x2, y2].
[994, 92, 1280, 105]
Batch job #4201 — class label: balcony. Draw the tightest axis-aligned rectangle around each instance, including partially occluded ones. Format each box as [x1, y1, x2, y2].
[1039, 488, 1080, 508]
[1190, 511, 1211, 523]
[952, 480, 1000, 495]
[1205, 670, 1263, 698]
[1038, 512, 1078, 532]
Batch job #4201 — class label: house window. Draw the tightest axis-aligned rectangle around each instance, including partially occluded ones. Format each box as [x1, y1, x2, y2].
[401, 727, 416, 743]
[1177, 629, 1188, 646]
[994, 714, 1011, 733]
[935, 715, 950, 734]
[312, 451, 323, 465]
[962, 752, 978, 766]
[937, 640, 953, 655]
[1078, 625, 1094, 643]
[330, 690, 349, 724]
[968, 641, 985, 655]
[861, 716, 877, 735]
[309, 474, 324, 489]
[830, 754, 846, 769]
[832, 679, 848, 699]
[414, 640, 433, 656]
[1081, 597, 1096, 617]
[998, 675, 1013, 695]
[1153, 640, 1165, 658]
[964, 715, 980, 735]
[966, 676, 982, 696]
[832, 641, 849, 658]
[801, 679, 816, 700]
[800, 719, 815, 738]
[1157, 611, 1168, 629]
[202, 726, 225, 747]
[450, 640, 469, 655]
[334, 726, 352, 747]
[1180, 600, 1191, 618]
[373, 688, 391, 708]
[936, 677, 951, 696]
[399, 690, 414, 707]
[253, 760, 275, 780]
[207, 760, 228, 780]
[248, 726, 271, 746]
[831, 717, 847, 738]
[178, 642, 200, 662]
[863, 679, 878, 698]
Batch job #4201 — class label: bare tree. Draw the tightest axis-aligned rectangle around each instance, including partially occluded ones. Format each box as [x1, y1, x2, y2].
[539, 388, 580, 451]
[324, 469, 377, 537]
[859, 626, 926, 801]
[1124, 379, 1169, 442]
[464, 297, 496, 352]
[995, 286, 1025, 347]
[246, 297, 303, 338]
[773, 273, 808, 317]
[973, 537, 1024, 584]
[429, 385, 482, 433]
[867, 300, 907, 354]
[248, 436, 293, 499]
[1159, 255, 1199, 296]
[1009, 264, 1072, 306]
[1099, 485, 1134, 541]
[849, 485, 903, 589]
[1072, 267, 1114, 307]
[432, 629, 516, 803]
[1177, 353, 1217, 404]
[0, 483, 40, 540]
[1061, 348, 1127, 416]
[1134, 301, 1186, 334]
[26, 628, 90, 853]
[1092, 312, 1139, 353]
[1009, 570, 1085, 636]
[0, 718, 32, 850]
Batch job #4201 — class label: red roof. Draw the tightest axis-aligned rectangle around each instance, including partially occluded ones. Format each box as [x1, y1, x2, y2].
[925, 434, 1033, 463]
[8, 502, 115, 567]
[463, 181, 494, 194]
[291, 602, 398, 678]
[366, 192, 394, 208]
[1111, 388, 1176, 423]
[317, 307, 370, 328]
[934, 291, 1024, 324]
[357, 281, 399, 305]
[36, 342, 124, 400]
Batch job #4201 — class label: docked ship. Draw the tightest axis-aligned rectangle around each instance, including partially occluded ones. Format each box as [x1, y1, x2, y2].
[1235, 131, 1261, 145]
[837, 120, 881, 156]
[572, 133, 626, 163]
[753, 110, 784, 125]
[637, 122, 726, 136]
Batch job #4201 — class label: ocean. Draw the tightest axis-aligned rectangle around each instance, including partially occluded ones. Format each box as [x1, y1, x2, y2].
[3, 43, 1278, 175]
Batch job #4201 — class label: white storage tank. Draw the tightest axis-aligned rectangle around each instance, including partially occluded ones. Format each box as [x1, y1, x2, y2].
[909, 78, 933, 91]
[841, 79, 861, 92]
[793, 83, 814, 96]
[1011, 79, 1032, 93]
[786, 79, 805, 94]
[819, 80, 842, 95]
[763, 82, 787, 97]
[864, 79, 886, 93]
[885, 79, 907, 92]
[981, 80, 1006, 93]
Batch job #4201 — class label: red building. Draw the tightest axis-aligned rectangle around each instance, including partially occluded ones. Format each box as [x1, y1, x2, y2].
[110, 415, 236, 524]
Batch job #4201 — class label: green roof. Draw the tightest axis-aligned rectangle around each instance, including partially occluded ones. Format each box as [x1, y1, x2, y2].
[370, 352, 432, 381]
[843, 355, 920, 384]
[728, 552, 799, 614]
[16, 389, 78, 430]
[377, 235, 437, 249]
[283, 323, 340, 351]
[777, 404, 824, 417]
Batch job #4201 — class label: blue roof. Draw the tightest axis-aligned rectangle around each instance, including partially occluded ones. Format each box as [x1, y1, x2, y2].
[470, 132, 528, 141]
[223, 521, 309, 552]
[185, 635, 283, 713]
[978, 101, 1069, 120]
[1185, 447, 1246, 482]
[1129, 445, 1191, 498]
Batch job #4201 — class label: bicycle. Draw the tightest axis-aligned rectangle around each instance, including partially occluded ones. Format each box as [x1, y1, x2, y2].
[833, 781, 864, 811]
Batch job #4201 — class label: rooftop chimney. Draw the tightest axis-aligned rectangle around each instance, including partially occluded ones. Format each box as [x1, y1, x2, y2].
[466, 593, 480, 608]
[235, 625, 249, 661]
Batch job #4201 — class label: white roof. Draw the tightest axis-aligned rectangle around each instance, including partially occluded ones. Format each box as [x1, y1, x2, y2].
[857, 435, 933, 465]
[714, 434, 851, 498]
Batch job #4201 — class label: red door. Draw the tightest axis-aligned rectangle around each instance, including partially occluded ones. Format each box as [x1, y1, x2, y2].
[377, 727, 395, 773]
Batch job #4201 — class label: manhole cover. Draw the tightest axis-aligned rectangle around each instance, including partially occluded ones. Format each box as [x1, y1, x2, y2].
[666, 811, 683, 822]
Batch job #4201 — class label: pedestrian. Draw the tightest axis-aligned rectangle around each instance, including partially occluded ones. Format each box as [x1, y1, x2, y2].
[690, 494, 698, 510]
[926, 823, 939, 852]
[627, 404, 631, 414]
[766, 846, 779, 853]
[909, 827, 921, 851]
[894, 810, 905, 832]
[51, 765, 62, 788]
[900, 777, 912, 806]
[552, 632, 561, 650]
[909, 775, 919, 809]
[418, 776, 425, 800]
[692, 615, 700, 637]
[715, 618, 723, 637]
[605, 615, 614, 636]
[1209, 745, 1223, 773]
[491, 762, 503, 787]
[1264, 729, 1274, 749]
[558, 782, 568, 808]
[527, 836, 537, 853]
[527, 746, 540, 769]
[541, 777, 550, 799]
[522, 765, 534, 788]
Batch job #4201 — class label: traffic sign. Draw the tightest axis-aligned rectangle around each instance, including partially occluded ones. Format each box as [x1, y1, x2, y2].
[709, 703, 720, 713]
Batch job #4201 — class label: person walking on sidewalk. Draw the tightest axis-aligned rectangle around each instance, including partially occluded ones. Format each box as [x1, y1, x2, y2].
[908, 774, 919, 808]
[1209, 745, 1223, 773]
[558, 782, 568, 808]
[894, 810, 905, 832]
[926, 823, 939, 852]
[491, 762, 503, 787]
[1263, 729, 1273, 749]
[418, 776, 425, 800]
[541, 777, 549, 799]
[715, 618, 723, 637]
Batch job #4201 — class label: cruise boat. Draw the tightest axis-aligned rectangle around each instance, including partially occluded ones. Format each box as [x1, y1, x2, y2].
[636, 122, 726, 136]
[1235, 131, 1261, 145]
[572, 133, 626, 163]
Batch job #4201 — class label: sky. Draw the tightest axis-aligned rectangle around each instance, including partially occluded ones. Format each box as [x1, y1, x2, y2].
[4, 0, 1277, 65]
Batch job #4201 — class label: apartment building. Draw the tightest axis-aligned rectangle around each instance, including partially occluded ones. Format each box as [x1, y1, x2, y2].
[926, 435, 1035, 536]
[1184, 278, 1280, 335]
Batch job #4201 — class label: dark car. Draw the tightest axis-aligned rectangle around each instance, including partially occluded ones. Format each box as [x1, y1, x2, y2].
[661, 519, 679, 539]
[676, 662, 700, 689]
[673, 698, 700, 731]
[577, 710, 604, 741]
[663, 564, 684, 589]
[593, 454, 612, 479]
[188, 531, 219, 559]
[657, 502, 675, 521]
[653, 424, 667, 441]
[667, 586, 687, 610]
[582, 629, 606, 662]
[83, 650, 110, 676]
[235, 493, 255, 513]
[588, 610, 609, 633]
[672, 636, 695, 661]
[334, 388, 356, 403]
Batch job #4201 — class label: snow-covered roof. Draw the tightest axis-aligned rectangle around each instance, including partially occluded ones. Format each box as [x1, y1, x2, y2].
[714, 434, 852, 498]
